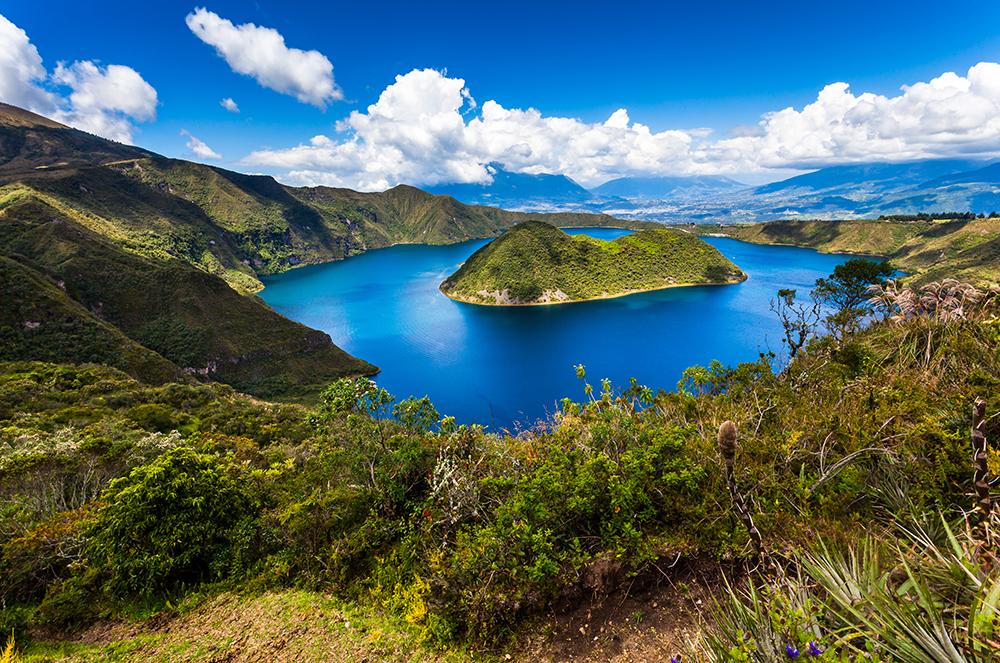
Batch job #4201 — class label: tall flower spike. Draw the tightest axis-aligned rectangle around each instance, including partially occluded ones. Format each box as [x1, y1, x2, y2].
[718, 420, 764, 560]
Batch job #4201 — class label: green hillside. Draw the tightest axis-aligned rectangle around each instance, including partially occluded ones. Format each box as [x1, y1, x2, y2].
[441, 221, 745, 305]
[696, 217, 1000, 286]
[5, 296, 999, 660]
[0, 195, 375, 397]
[0, 256, 181, 384]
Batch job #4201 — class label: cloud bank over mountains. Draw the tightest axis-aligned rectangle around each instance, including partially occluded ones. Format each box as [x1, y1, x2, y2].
[248, 64, 1000, 190]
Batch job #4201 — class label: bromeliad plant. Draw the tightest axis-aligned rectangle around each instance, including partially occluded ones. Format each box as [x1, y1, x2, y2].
[867, 279, 998, 365]
[700, 514, 1000, 661]
[698, 397, 1000, 662]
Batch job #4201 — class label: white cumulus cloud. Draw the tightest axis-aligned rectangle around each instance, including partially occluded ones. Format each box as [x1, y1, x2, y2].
[0, 14, 57, 111]
[181, 129, 222, 160]
[707, 63, 1000, 169]
[220, 96, 239, 112]
[186, 8, 340, 108]
[245, 63, 1000, 191]
[246, 68, 695, 190]
[0, 13, 157, 143]
[50, 61, 158, 143]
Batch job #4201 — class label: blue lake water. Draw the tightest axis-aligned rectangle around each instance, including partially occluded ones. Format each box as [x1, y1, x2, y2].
[260, 229, 849, 430]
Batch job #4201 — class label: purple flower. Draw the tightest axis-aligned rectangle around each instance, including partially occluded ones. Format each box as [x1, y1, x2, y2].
[808, 641, 824, 656]
[786, 644, 800, 658]
[670, 657, 683, 663]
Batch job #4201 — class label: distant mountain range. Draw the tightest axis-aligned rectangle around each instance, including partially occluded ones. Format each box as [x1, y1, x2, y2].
[592, 175, 745, 199]
[753, 160, 984, 195]
[427, 164, 601, 208]
[428, 159, 1000, 221]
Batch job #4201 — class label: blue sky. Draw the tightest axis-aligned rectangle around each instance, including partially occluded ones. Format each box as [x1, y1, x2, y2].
[3, 1, 1000, 188]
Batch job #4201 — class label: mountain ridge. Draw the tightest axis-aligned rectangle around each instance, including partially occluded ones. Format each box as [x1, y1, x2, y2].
[593, 174, 746, 199]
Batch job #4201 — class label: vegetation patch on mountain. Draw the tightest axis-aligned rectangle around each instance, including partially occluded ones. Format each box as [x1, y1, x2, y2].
[441, 221, 746, 305]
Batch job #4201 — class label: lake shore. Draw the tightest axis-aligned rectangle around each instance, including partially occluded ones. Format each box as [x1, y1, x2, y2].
[439, 272, 748, 307]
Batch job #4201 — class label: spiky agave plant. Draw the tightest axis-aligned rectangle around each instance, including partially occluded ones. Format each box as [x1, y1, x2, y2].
[805, 515, 1000, 661]
[700, 568, 828, 662]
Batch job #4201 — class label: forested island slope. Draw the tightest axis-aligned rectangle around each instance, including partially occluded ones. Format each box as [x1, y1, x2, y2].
[441, 221, 745, 305]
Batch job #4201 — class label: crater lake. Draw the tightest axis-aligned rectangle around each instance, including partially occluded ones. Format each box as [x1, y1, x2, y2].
[260, 230, 849, 430]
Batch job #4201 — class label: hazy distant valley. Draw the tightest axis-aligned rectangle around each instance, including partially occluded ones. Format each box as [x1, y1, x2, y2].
[429, 159, 1000, 222]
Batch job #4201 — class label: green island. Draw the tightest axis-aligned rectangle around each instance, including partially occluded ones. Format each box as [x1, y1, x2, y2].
[440, 221, 746, 305]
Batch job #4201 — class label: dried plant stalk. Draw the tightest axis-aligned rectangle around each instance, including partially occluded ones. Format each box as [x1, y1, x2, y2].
[718, 420, 763, 560]
[972, 398, 991, 519]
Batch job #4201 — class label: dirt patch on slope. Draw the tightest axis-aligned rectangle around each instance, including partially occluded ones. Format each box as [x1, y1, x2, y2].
[509, 558, 722, 662]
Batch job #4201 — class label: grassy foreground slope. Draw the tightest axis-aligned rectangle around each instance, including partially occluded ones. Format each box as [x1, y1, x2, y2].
[441, 222, 745, 305]
[696, 217, 1000, 286]
[3, 289, 999, 659]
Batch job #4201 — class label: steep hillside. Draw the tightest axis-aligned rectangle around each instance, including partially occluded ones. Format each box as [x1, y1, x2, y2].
[0, 255, 182, 384]
[292, 183, 511, 247]
[0, 195, 375, 397]
[697, 217, 1000, 286]
[0, 103, 150, 174]
[441, 221, 745, 305]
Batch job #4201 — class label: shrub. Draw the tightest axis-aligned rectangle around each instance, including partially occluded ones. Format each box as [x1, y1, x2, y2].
[87, 447, 257, 597]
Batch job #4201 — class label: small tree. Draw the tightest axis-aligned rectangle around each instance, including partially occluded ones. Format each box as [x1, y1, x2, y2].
[87, 447, 255, 597]
[393, 396, 440, 433]
[770, 288, 821, 360]
[814, 259, 894, 337]
[313, 378, 435, 511]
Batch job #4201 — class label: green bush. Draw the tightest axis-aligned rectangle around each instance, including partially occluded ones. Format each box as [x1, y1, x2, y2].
[87, 447, 258, 597]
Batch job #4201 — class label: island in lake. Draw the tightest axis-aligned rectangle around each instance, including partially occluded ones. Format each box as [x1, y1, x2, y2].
[440, 221, 747, 305]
